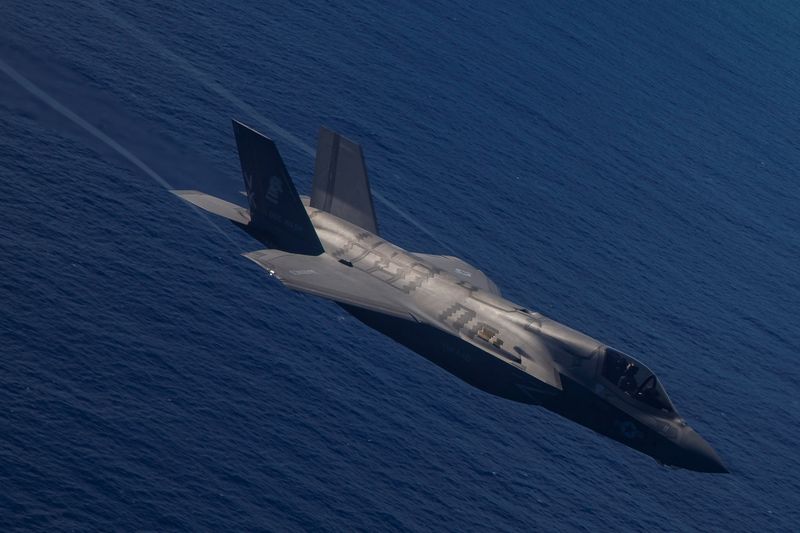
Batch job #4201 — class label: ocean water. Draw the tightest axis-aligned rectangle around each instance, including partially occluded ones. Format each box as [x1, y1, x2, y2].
[1, 1, 799, 530]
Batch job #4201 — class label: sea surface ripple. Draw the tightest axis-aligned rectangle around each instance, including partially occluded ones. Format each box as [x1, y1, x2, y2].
[1, 1, 799, 531]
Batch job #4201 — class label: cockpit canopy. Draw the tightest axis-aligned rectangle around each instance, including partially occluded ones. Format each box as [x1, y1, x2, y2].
[601, 347, 675, 414]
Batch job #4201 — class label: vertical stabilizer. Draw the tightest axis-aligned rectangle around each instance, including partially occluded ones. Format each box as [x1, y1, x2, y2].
[232, 120, 323, 255]
[311, 127, 379, 235]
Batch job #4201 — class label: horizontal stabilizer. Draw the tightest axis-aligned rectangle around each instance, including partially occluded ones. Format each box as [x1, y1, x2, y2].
[311, 127, 379, 234]
[171, 190, 251, 225]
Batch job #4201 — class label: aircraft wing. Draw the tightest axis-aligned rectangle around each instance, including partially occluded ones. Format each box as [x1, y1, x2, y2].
[243, 249, 418, 321]
[455, 330, 563, 391]
[412, 253, 501, 295]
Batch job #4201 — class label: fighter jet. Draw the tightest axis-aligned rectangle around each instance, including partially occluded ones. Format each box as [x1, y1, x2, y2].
[173, 120, 727, 473]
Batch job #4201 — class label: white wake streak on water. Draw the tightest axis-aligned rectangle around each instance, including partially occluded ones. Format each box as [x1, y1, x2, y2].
[89, 1, 455, 254]
[0, 58, 238, 247]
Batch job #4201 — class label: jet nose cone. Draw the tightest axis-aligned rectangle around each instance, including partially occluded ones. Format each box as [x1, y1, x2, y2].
[680, 429, 728, 473]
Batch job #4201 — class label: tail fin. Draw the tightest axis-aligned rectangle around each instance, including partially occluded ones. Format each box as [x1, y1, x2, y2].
[311, 127, 379, 235]
[232, 120, 323, 255]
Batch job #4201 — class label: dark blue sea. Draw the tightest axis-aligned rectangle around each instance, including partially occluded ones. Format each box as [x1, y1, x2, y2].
[2, 1, 799, 530]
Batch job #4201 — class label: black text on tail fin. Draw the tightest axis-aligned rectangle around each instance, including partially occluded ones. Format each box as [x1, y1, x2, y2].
[232, 120, 323, 255]
[311, 127, 379, 235]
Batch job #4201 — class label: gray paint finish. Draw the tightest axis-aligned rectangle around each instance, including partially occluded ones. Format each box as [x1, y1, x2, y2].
[311, 126, 379, 235]
[174, 121, 727, 473]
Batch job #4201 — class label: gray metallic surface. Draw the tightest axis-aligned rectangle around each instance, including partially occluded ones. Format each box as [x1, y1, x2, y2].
[311, 126, 379, 235]
[174, 121, 727, 473]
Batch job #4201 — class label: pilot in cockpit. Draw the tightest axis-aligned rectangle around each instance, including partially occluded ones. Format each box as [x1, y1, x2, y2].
[617, 362, 639, 395]
[608, 355, 628, 384]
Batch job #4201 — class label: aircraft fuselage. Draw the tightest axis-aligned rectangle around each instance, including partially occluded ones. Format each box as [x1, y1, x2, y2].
[310, 204, 727, 473]
[174, 121, 726, 473]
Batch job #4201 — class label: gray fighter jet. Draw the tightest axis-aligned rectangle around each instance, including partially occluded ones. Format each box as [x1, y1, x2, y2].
[173, 120, 727, 473]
